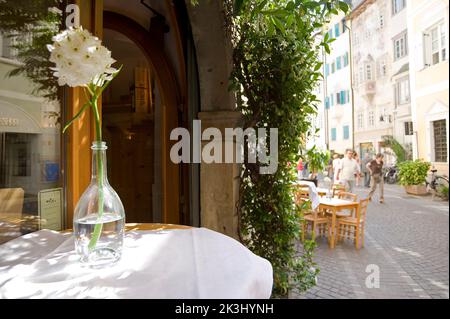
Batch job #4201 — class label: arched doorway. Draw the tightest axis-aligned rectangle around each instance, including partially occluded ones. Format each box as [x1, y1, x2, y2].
[103, 11, 181, 224]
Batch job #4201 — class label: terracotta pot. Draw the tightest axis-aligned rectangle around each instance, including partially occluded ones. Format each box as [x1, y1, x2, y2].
[404, 185, 428, 195]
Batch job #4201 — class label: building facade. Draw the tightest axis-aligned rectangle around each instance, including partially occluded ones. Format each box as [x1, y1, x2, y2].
[407, 0, 449, 175]
[322, 11, 354, 155]
[350, 0, 411, 165]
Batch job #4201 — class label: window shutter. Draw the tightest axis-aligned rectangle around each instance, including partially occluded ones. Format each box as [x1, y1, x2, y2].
[423, 32, 431, 68]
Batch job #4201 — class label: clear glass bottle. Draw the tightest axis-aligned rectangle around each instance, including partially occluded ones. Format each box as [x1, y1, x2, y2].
[74, 141, 125, 267]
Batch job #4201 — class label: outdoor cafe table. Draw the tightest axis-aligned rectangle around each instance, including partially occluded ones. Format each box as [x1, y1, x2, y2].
[318, 198, 359, 249]
[0, 223, 273, 299]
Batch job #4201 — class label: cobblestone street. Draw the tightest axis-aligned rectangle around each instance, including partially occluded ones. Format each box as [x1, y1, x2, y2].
[293, 184, 449, 299]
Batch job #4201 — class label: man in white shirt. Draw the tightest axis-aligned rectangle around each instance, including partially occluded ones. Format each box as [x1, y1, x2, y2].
[336, 149, 361, 193]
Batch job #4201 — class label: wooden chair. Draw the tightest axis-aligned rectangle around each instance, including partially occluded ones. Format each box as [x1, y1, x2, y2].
[332, 183, 346, 197]
[0, 188, 24, 221]
[336, 198, 370, 249]
[293, 185, 310, 206]
[301, 204, 328, 242]
[336, 191, 358, 216]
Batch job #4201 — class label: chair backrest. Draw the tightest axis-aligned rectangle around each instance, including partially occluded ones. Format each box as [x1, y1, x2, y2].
[356, 198, 370, 224]
[0, 188, 25, 218]
[332, 183, 346, 197]
[338, 192, 358, 202]
[293, 185, 310, 205]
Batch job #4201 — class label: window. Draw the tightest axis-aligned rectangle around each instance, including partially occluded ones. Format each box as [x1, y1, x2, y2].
[343, 52, 349, 67]
[336, 56, 342, 70]
[393, 31, 408, 60]
[404, 121, 413, 136]
[331, 62, 335, 73]
[424, 22, 447, 66]
[369, 111, 375, 126]
[433, 119, 447, 162]
[325, 63, 330, 77]
[331, 94, 334, 106]
[392, 0, 406, 15]
[325, 97, 330, 109]
[395, 77, 410, 105]
[336, 90, 347, 104]
[331, 128, 337, 141]
[341, 18, 347, 33]
[365, 64, 373, 80]
[358, 113, 364, 129]
[346, 90, 350, 103]
[343, 125, 350, 140]
[334, 23, 340, 37]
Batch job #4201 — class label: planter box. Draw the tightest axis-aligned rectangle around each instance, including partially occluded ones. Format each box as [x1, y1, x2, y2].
[404, 185, 428, 195]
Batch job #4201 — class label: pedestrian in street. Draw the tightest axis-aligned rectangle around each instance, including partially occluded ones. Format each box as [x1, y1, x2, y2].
[362, 153, 372, 188]
[297, 158, 304, 180]
[332, 153, 341, 183]
[353, 151, 361, 186]
[326, 156, 333, 178]
[336, 149, 360, 193]
[367, 153, 385, 203]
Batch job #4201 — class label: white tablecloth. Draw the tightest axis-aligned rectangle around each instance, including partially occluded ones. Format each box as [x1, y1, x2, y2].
[0, 228, 273, 299]
[296, 180, 320, 209]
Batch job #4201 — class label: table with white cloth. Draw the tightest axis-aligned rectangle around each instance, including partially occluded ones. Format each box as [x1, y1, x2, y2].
[293, 180, 320, 209]
[0, 226, 273, 299]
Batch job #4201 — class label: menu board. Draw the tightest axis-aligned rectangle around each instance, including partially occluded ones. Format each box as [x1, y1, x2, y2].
[38, 188, 63, 231]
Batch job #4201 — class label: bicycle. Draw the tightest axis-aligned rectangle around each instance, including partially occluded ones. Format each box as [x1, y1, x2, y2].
[425, 168, 449, 201]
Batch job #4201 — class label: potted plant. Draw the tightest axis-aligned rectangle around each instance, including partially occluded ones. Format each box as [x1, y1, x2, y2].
[303, 147, 330, 186]
[398, 160, 431, 195]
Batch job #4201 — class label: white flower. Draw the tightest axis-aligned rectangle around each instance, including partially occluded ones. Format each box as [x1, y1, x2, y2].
[48, 26, 117, 87]
[48, 7, 63, 15]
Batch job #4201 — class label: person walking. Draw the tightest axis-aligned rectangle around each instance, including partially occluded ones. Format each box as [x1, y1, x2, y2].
[362, 153, 372, 188]
[367, 153, 385, 203]
[297, 158, 304, 180]
[353, 152, 361, 187]
[336, 149, 360, 193]
[332, 154, 341, 183]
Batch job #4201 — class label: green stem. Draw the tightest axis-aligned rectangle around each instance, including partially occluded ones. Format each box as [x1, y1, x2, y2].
[87, 95, 105, 252]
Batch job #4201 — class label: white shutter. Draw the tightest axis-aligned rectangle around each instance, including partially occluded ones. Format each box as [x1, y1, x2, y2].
[422, 32, 432, 68]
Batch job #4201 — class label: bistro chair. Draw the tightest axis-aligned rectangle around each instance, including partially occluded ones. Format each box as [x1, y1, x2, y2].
[336, 191, 358, 216]
[336, 198, 370, 249]
[293, 185, 310, 206]
[331, 183, 346, 197]
[301, 201, 328, 242]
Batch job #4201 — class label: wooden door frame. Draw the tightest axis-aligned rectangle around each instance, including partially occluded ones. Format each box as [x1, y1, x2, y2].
[103, 11, 181, 224]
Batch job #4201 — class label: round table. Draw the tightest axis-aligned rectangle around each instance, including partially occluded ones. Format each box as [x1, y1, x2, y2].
[0, 224, 273, 299]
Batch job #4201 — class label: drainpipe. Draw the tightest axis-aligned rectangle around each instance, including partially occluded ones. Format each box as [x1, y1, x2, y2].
[344, 19, 355, 151]
[323, 46, 329, 150]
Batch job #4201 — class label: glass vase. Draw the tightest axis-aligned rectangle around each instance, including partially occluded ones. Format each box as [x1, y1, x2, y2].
[74, 141, 125, 267]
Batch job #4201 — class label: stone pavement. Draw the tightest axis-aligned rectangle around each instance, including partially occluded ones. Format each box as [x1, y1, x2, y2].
[292, 184, 449, 299]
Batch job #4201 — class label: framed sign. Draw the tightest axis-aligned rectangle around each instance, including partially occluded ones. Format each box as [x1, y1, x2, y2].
[38, 188, 63, 231]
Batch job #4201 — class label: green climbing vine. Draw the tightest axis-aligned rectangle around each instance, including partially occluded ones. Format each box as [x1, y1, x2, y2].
[228, 0, 349, 297]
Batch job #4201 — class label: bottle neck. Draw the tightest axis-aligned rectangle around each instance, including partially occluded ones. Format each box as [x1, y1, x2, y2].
[91, 142, 108, 185]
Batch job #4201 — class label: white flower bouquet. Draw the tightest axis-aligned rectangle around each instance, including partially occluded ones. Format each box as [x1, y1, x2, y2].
[48, 26, 122, 255]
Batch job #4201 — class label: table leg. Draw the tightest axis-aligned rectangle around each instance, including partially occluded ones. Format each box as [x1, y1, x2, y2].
[330, 208, 336, 249]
